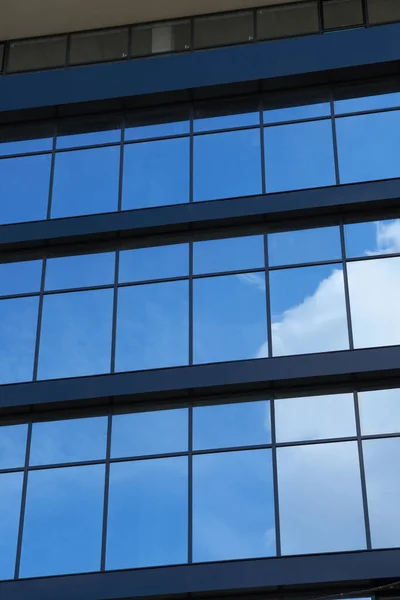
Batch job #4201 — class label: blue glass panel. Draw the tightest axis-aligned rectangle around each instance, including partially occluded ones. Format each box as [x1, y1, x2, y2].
[278, 441, 366, 554]
[20, 465, 104, 577]
[116, 281, 189, 372]
[270, 264, 349, 356]
[193, 401, 270, 450]
[264, 120, 336, 192]
[112, 408, 188, 457]
[335, 92, 400, 114]
[0, 424, 28, 469]
[37, 289, 113, 380]
[268, 226, 341, 266]
[45, 252, 115, 290]
[359, 388, 400, 435]
[0, 472, 23, 581]
[0, 155, 51, 225]
[194, 129, 262, 202]
[193, 273, 267, 364]
[51, 146, 120, 218]
[193, 235, 265, 275]
[56, 129, 121, 149]
[119, 244, 189, 283]
[30, 417, 108, 466]
[125, 108, 190, 140]
[345, 219, 400, 258]
[193, 449, 275, 561]
[194, 111, 259, 132]
[336, 111, 400, 184]
[0, 260, 42, 297]
[0, 137, 52, 156]
[0, 297, 39, 385]
[107, 457, 188, 569]
[123, 138, 190, 210]
[263, 102, 330, 124]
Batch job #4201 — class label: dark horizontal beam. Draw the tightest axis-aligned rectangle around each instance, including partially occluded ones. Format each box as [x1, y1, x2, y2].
[1, 23, 400, 113]
[2, 548, 400, 600]
[1, 178, 400, 255]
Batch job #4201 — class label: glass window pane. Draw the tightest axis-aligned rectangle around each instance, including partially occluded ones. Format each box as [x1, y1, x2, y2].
[193, 449, 275, 561]
[107, 457, 188, 569]
[0, 122, 54, 156]
[0, 424, 28, 469]
[30, 417, 108, 466]
[0, 472, 23, 581]
[20, 465, 104, 577]
[257, 2, 319, 40]
[194, 12, 254, 49]
[336, 111, 400, 184]
[125, 106, 190, 141]
[263, 102, 330, 124]
[275, 393, 356, 442]
[131, 21, 190, 57]
[193, 273, 267, 364]
[335, 87, 400, 114]
[264, 120, 336, 192]
[111, 408, 188, 458]
[194, 129, 262, 202]
[194, 97, 259, 132]
[323, 0, 364, 29]
[0, 155, 51, 225]
[347, 257, 400, 349]
[7, 36, 67, 73]
[278, 442, 366, 554]
[367, 0, 400, 24]
[359, 388, 400, 435]
[363, 438, 400, 548]
[45, 252, 115, 290]
[56, 115, 121, 149]
[70, 28, 129, 65]
[193, 401, 270, 450]
[268, 226, 341, 267]
[193, 236, 265, 275]
[270, 264, 349, 356]
[0, 297, 38, 385]
[345, 219, 400, 258]
[119, 244, 188, 283]
[51, 146, 120, 218]
[123, 137, 190, 210]
[0, 44, 3, 70]
[37, 289, 113, 380]
[116, 281, 189, 372]
[0, 260, 42, 297]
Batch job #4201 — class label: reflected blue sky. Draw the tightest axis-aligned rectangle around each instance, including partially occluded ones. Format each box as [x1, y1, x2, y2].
[194, 110, 259, 132]
[0, 472, 23, 580]
[119, 244, 188, 283]
[0, 136, 52, 156]
[334, 91, 400, 114]
[45, 252, 115, 290]
[56, 128, 121, 149]
[359, 388, 400, 435]
[0, 424, 28, 469]
[263, 102, 330, 124]
[345, 219, 400, 257]
[0, 260, 42, 297]
[268, 226, 341, 266]
[193, 235, 264, 274]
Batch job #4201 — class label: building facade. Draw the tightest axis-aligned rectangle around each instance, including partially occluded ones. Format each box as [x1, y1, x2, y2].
[1, 0, 400, 599]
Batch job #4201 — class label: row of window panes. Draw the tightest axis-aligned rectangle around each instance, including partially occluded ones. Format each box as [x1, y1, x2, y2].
[1, 389, 400, 579]
[1, 0, 400, 74]
[1, 218, 400, 384]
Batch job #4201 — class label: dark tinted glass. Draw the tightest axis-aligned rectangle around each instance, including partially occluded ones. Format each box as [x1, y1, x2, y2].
[194, 11, 254, 49]
[194, 97, 259, 132]
[125, 106, 190, 140]
[0, 260, 42, 297]
[367, 0, 400, 24]
[268, 226, 341, 266]
[119, 244, 188, 283]
[131, 21, 191, 57]
[70, 28, 129, 65]
[0, 472, 23, 581]
[323, 0, 364, 29]
[194, 235, 265, 274]
[0, 122, 53, 156]
[257, 2, 319, 40]
[56, 115, 121, 148]
[0, 44, 4, 71]
[45, 252, 115, 290]
[334, 87, 400, 114]
[7, 36, 67, 73]
[263, 101, 330, 124]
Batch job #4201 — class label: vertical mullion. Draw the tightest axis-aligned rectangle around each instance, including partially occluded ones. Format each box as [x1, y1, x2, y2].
[270, 397, 281, 556]
[189, 242, 194, 367]
[354, 391, 372, 549]
[330, 97, 341, 186]
[14, 421, 32, 579]
[263, 234, 273, 359]
[340, 221, 355, 350]
[252, 8, 258, 41]
[259, 97, 267, 195]
[188, 406, 193, 564]
[118, 113, 126, 212]
[362, 0, 370, 26]
[317, 0, 324, 32]
[110, 251, 120, 374]
[100, 413, 113, 571]
[32, 258, 47, 381]
[65, 33, 72, 66]
[46, 127, 57, 220]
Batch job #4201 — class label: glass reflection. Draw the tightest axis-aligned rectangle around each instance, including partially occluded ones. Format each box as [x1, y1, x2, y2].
[0, 297, 39, 385]
[193, 449, 275, 561]
[347, 257, 400, 349]
[0, 424, 28, 470]
[125, 106, 190, 140]
[268, 226, 341, 267]
[20, 465, 104, 577]
[193, 273, 267, 364]
[193, 235, 264, 275]
[107, 457, 187, 569]
[0, 155, 51, 225]
[193, 401, 270, 450]
[359, 388, 400, 435]
[123, 138, 190, 210]
[30, 417, 107, 466]
[37, 289, 113, 380]
[345, 219, 400, 258]
[0, 260, 42, 297]
[56, 126, 121, 149]
[116, 281, 189, 372]
[263, 102, 330, 124]
[51, 146, 120, 218]
[194, 99, 259, 132]
[119, 244, 188, 283]
[45, 252, 115, 290]
[111, 408, 188, 457]
[264, 120, 336, 192]
[194, 129, 262, 202]
[336, 111, 400, 184]
[270, 264, 349, 356]
[0, 472, 23, 581]
[363, 438, 400, 548]
[0, 124, 53, 156]
[275, 393, 356, 443]
[278, 441, 366, 554]
[335, 90, 400, 114]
